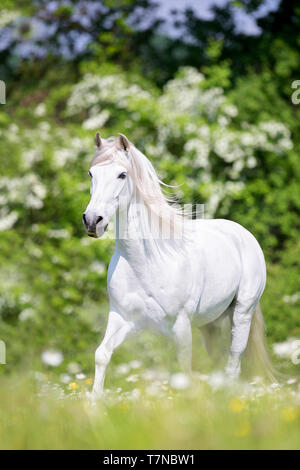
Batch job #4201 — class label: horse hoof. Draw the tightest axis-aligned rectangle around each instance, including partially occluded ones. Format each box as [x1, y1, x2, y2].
[86, 390, 103, 405]
[225, 368, 240, 381]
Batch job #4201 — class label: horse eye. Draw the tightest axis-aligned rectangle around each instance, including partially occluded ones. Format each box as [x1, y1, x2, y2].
[88, 171, 92, 177]
[118, 172, 127, 180]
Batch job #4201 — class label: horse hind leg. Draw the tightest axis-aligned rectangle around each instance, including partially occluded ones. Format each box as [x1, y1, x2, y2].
[172, 312, 192, 373]
[225, 298, 257, 379]
[201, 308, 232, 361]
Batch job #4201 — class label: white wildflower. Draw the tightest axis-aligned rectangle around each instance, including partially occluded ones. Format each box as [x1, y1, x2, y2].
[170, 372, 190, 390]
[126, 374, 139, 383]
[286, 378, 297, 385]
[34, 371, 46, 382]
[206, 371, 230, 390]
[130, 388, 141, 401]
[116, 364, 130, 375]
[60, 374, 72, 384]
[67, 362, 81, 374]
[145, 381, 164, 396]
[76, 373, 86, 380]
[129, 360, 142, 369]
[41, 349, 64, 367]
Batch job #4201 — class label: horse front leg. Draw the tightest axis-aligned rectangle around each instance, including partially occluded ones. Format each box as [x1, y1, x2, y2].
[172, 312, 192, 374]
[92, 310, 134, 399]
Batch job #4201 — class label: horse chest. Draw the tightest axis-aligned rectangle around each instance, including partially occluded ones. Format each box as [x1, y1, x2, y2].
[107, 253, 191, 325]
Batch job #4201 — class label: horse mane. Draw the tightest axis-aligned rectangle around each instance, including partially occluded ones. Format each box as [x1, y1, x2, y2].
[90, 137, 190, 241]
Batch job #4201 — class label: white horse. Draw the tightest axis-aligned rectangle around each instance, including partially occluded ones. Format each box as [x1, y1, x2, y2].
[83, 132, 273, 398]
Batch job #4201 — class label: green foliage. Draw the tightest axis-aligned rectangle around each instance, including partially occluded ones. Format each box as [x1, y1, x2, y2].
[262, 238, 300, 342]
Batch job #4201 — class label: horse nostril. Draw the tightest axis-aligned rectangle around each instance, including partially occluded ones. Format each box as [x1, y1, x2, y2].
[96, 216, 103, 224]
[82, 213, 87, 226]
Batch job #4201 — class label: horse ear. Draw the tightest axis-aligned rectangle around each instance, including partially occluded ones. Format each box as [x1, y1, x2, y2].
[94, 132, 102, 149]
[117, 133, 130, 152]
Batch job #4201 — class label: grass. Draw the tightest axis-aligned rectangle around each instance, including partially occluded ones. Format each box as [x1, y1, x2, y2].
[0, 369, 299, 450]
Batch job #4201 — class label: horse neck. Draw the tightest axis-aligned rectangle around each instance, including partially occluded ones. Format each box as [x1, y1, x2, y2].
[114, 193, 187, 267]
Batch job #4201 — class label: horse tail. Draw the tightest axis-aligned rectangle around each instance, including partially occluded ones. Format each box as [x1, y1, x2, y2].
[244, 303, 278, 382]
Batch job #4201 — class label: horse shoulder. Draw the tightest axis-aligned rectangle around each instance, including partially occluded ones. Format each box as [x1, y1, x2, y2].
[107, 251, 146, 321]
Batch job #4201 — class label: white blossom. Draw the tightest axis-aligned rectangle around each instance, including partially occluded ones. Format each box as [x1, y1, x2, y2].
[19, 308, 35, 322]
[90, 261, 106, 275]
[41, 349, 64, 367]
[115, 363, 130, 376]
[82, 110, 110, 130]
[0, 209, 18, 231]
[67, 362, 81, 374]
[282, 293, 300, 304]
[47, 229, 70, 239]
[170, 372, 190, 390]
[34, 103, 46, 117]
[76, 373, 86, 380]
[129, 360, 142, 369]
[60, 374, 72, 384]
[0, 9, 19, 27]
[273, 338, 300, 360]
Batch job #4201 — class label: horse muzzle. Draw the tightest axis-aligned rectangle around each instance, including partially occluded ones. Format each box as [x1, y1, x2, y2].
[82, 213, 108, 238]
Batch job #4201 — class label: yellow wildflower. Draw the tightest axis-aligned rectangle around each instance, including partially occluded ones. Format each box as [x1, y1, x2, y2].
[119, 402, 129, 410]
[69, 382, 78, 390]
[281, 406, 299, 422]
[228, 397, 246, 413]
[236, 421, 251, 437]
[85, 378, 93, 385]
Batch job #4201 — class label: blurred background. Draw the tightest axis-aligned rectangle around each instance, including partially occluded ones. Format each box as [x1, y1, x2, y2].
[0, 0, 299, 380]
